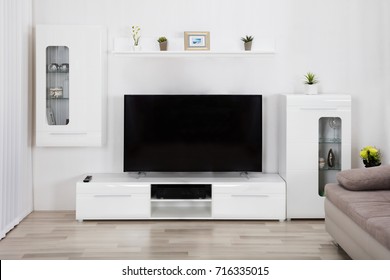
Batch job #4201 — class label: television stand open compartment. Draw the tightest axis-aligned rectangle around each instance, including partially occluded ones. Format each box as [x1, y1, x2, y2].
[76, 173, 286, 221]
[151, 184, 212, 219]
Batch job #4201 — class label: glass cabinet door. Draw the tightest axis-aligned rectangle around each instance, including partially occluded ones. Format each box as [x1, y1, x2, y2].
[46, 46, 69, 125]
[318, 117, 342, 196]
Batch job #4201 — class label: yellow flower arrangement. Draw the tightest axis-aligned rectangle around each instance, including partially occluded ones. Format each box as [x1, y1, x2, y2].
[360, 146, 381, 167]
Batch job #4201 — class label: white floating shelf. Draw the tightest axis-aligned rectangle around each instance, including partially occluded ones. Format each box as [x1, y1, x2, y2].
[111, 50, 275, 57]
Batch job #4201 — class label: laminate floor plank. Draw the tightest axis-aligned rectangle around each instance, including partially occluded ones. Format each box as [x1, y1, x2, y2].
[0, 211, 350, 260]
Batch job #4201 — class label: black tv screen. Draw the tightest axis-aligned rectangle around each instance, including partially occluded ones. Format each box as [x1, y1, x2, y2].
[124, 94, 262, 172]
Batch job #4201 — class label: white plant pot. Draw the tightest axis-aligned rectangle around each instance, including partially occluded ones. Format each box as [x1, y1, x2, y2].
[132, 45, 141, 51]
[305, 84, 318, 95]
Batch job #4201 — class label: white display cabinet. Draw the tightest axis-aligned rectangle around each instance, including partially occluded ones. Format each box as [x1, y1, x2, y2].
[35, 25, 106, 146]
[279, 94, 351, 219]
[76, 173, 286, 221]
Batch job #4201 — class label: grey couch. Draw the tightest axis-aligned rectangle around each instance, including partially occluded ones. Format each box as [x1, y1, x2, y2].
[325, 165, 390, 259]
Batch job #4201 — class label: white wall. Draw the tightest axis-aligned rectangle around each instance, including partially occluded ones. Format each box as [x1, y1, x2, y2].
[32, 0, 390, 210]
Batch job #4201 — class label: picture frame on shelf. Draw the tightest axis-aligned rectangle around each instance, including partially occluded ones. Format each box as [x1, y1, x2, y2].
[184, 31, 210, 51]
[49, 87, 63, 98]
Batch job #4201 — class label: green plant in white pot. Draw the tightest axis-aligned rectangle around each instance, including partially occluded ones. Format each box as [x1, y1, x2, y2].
[157, 36, 168, 51]
[241, 35, 254, 51]
[304, 72, 319, 95]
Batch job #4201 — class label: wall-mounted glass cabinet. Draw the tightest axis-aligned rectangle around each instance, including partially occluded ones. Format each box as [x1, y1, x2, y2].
[36, 25, 106, 146]
[46, 46, 69, 126]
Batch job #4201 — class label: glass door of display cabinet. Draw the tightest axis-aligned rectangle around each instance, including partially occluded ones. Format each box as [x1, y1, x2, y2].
[46, 46, 69, 125]
[318, 117, 342, 196]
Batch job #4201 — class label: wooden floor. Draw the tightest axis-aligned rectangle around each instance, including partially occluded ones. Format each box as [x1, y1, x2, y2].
[0, 211, 350, 260]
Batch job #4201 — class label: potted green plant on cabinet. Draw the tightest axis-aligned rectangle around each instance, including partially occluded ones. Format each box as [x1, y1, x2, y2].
[157, 36, 168, 51]
[304, 72, 319, 95]
[241, 35, 254, 51]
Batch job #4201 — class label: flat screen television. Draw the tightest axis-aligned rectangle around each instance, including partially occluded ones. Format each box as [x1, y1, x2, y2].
[123, 94, 262, 172]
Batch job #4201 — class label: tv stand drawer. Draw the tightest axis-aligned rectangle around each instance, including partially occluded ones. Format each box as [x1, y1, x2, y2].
[212, 181, 286, 219]
[76, 193, 150, 220]
[213, 193, 285, 219]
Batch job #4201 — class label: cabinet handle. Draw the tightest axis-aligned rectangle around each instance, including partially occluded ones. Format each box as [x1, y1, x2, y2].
[50, 132, 88, 135]
[299, 107, 338, 111]
[325, 99, 350, 102]
[231, 194, 269, 198]
[93, 194, 132, 198]
[120, 185, 149, 187]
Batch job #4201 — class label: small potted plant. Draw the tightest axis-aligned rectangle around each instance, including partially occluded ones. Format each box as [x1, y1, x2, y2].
[360, 146, 381, 167]
[304, 72, 319, 95]
[241, 35, 254, 51]
[157, 36, 168, 51]
[131, 25, 141, 51]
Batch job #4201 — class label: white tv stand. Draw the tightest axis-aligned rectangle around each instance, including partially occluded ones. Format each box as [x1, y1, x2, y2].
[76, 173, 286, 221]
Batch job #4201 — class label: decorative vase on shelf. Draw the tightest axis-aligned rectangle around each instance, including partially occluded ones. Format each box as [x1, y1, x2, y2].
[327, 148, 335, 168]
[157, 37, 168, 51]
[132, 45, 141, 51]
[244, 41, 252, 51]
[305, 84, 318, 95]
[159, 41, 168, 51]
[131, 25, 141, 52]
[303, 72, 319, 95]
[241, 35, 254, 51]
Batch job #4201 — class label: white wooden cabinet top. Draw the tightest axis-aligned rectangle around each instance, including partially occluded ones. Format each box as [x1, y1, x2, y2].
[282, 94, 351, 107]
[77, 172, 285, 185]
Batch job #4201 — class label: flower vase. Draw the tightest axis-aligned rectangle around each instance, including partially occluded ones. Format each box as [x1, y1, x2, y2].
[305, 84, 318, 95]
[327, 148, 335, 168]
[159, 41, 168, 51]
[244, 41, 252, 51]
[132, 45, 141, 51]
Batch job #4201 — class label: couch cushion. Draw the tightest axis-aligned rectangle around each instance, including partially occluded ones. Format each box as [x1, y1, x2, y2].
[326, 183, 390, 250]
[336, 165, 390, 191]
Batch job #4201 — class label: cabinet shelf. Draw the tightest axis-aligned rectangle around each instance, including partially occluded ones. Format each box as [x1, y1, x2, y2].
[151, 200, 212, 218]
[319, 138, 341, 144]
[319, 166, 341, 171]
[47, 97, 69, 100]
[151, 205, 212, 219]
[47, 70, 69, 74]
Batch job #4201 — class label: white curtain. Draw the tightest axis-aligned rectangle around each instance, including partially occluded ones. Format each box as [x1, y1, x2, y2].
[0, 0, 33, 239]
